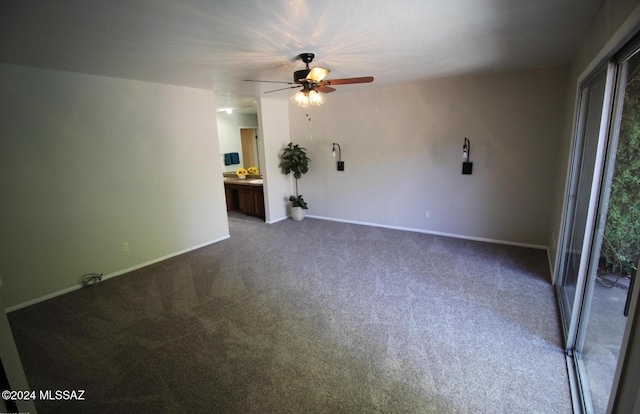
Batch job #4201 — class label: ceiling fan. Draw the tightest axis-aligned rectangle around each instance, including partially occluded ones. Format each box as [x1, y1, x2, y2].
[245, 53, 374, 107]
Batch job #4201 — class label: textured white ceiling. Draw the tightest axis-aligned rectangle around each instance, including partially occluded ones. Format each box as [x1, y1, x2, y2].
[0, 0, 603, 111]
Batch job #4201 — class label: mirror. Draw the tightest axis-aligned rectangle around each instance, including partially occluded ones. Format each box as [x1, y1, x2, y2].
[217, 111, 260, 174]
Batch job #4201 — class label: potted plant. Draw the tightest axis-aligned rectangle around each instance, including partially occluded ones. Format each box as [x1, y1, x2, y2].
[280, 142, 310, 221]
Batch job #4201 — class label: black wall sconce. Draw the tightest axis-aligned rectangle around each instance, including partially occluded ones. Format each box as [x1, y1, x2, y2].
[332, 142, 344, 171]
[462, 137, 473, 175]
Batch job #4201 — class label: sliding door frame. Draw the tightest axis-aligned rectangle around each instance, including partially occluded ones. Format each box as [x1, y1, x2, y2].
[556, 31, 640, 413]
[556, 62, 617, 350]
[556, 61, 617, 413]
[605, 35, 640, 414]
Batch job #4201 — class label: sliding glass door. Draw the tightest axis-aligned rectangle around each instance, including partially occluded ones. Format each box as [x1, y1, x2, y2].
[580, 44, 640, 414]
[557, 38, 640, 413]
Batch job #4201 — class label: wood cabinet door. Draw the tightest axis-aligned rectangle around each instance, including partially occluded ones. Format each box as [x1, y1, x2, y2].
[253, 188, 265, 219]
[240, 188, 255, 216]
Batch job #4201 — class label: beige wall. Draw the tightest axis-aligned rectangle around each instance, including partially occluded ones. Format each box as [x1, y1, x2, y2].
[287, 66, 568, 247]
[0, 64, 229, 310]
[258, 97, 292, 223]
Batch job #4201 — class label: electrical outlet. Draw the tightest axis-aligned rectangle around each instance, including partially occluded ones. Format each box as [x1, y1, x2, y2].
[122, 242, 130, 252]
[424, 211, 430, 219]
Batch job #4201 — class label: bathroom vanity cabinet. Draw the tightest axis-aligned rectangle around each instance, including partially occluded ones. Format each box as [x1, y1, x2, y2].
[223, 177, 265, 220]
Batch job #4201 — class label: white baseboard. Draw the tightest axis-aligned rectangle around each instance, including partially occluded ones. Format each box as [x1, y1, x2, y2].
[5, 235, 230, 313]
[266, 216, 289, 224]
[306, 214, 549, 251]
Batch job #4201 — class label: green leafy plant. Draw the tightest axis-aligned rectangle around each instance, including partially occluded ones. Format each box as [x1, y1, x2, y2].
[289, 195, 308, 209]
[601, 59, 640, 277]
[280, 143, 310, 209]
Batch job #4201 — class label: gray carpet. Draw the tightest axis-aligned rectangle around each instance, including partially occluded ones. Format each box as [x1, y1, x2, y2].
[8, 215, 572, 413]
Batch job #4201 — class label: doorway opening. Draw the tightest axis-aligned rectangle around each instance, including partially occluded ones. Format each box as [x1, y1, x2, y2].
[216, 108, 265, 222]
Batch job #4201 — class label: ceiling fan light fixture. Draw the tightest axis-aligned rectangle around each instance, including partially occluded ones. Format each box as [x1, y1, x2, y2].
[308, 90, 326, 106]
[291, 90, 310, 107]
[291, 89, 326, 107]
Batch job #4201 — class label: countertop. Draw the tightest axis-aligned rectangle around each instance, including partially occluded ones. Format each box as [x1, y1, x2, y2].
[223, 176, 263, 186]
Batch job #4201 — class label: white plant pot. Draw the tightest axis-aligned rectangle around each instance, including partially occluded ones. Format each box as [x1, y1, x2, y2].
[291, 206, 306, 221]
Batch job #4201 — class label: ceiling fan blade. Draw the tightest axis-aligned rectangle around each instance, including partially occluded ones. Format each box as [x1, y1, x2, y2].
[264, 85, 301, 94]
[324, 76, 374, 85]
[305, 67, 330, 82]
[245, 79, 295, 85]
[315, 85, 336, 93]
